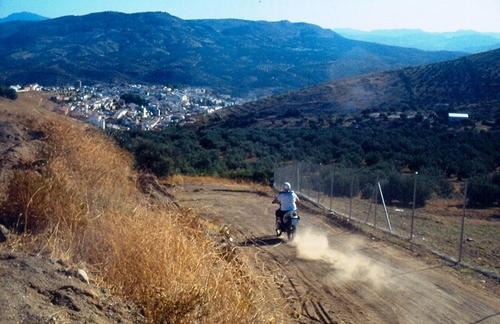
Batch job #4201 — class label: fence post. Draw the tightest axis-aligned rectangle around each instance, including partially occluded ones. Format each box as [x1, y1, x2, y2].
[296, 162, 300, 194]
[330, 170, 334, 211]
[374, 175, 379, 227]
[458, 179, 468, 263]
[366, 174, 378, 225]
[316, 180, 321, 205]
[307, 163, 311, 198]
[365, 201, 372, 224]
[273, 163, 277, 190]
[410, 172, 418, 240]
[317, 165, 321, 204]
[378, 181, 392, 232]
[349, 172, 353, 220]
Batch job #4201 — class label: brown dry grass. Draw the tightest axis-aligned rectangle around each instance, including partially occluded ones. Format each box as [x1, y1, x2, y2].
[0, 93, 281, 323]
[165, 175, 275, 196]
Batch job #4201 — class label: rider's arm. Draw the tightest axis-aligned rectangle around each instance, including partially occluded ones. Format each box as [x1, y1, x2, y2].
[272, 194, 280, 204]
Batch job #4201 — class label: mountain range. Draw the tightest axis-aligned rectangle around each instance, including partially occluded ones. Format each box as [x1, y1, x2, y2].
[0, 12, 48, 23]
[0, 11, 464, 97]
[334, 29, 500, 54]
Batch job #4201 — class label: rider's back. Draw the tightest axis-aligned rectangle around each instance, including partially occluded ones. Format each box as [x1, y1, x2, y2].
[277, 191, 298, 211]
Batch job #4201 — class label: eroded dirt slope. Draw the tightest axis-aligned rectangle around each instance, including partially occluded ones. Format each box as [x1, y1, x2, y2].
[174, 180, 500, 324]
[0, 251, 145, 323]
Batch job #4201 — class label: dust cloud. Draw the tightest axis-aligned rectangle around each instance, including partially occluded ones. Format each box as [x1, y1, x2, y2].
[292, 228, 388, 288]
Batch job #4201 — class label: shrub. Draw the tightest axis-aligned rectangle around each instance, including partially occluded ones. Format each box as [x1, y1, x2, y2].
[381, 172, 433, 207]
[467, 176, 500, 207]
[435, 176, 455, 198]
[0, 85, 18, 100]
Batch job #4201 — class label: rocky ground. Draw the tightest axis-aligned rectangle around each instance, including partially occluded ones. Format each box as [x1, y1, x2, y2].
[0, 250, 146, 323]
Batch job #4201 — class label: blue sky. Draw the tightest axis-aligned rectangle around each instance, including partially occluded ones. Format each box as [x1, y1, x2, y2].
[1, 0, 500, 32]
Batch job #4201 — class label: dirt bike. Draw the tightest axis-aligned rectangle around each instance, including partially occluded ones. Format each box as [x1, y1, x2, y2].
[276, 210, 300, 241]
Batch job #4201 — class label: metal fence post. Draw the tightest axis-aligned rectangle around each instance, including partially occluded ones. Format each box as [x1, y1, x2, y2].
[410, 172, 418, 240]
[296, 162, 300, 194]
[273, 163, 277, 190]
[330, 169, 334, 211]
[307, 162, 311, 198]
[317, 164, 321, 204]
[378, 181, 392, 232]
[458, 179, 468, 263]
[374, 175, 379, 227]
[349, 172, 353, 220]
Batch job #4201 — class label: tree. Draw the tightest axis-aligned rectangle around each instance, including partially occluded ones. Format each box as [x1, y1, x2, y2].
[134, 139, 175, 178]
[414, 112, 424, 123]
[435, 177, 454, 198]
[109, 122, 500, 191]
[0, 85, 18, 100]
[381, 172, 433, 207]
[120, 93, 148, 106]
[467, 176, 500, 208]
[282, 108, 301, 118]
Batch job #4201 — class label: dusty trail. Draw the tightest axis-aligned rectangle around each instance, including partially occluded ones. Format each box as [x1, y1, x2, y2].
[175, 181, 500, 323]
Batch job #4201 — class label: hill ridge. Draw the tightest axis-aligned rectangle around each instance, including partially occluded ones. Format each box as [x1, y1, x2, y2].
[0, 11, 463, 97]
[202, 47, 500, 127]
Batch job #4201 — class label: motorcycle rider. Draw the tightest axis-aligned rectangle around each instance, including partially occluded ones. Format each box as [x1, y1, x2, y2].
[272, 182, 300, 236]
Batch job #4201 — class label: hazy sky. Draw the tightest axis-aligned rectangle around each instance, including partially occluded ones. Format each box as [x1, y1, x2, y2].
[1, 0, 500, 32]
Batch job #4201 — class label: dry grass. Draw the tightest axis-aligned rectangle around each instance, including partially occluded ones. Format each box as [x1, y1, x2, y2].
[167, 175, 274, 191]
[0, 94, 278, 323]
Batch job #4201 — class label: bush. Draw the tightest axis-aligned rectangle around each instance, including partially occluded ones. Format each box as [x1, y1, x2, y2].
[0, 85, 18, 100]
[381, 172, 433, 207]
[120, 93, 148, 106]
[467, 176, 500, 207]
[435, 176, 455, 198]
[223, 169, 273, 184]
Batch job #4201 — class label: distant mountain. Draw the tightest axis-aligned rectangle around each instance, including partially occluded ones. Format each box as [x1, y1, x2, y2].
[0, 12, 48, 23]
[0, 11, 464, 97]
[204, 48, 500, 127]
[334, 28, 500, 54]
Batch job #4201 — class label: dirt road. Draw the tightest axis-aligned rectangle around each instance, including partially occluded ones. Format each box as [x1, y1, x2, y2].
[175, 180, 500, 324]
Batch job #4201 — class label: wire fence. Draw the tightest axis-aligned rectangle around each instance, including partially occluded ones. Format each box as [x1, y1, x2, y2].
[274, 161, 500, 278]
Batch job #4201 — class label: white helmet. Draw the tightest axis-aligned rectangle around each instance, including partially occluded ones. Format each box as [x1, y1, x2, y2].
[282, 182, 291, 191]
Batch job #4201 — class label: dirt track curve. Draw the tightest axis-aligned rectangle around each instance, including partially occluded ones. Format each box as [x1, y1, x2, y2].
[175, 181, 500, 324]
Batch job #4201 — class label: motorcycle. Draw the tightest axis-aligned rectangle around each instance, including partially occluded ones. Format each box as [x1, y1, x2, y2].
[276, 210, 300, 241]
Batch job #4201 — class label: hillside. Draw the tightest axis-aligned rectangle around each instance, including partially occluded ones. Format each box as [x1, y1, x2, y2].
[0, 94, 143, 322]
[0, 11, 464, 97]
[202, 47, 500, 127]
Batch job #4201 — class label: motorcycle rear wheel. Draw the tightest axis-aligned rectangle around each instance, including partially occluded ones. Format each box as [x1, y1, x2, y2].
[287, 225, 296, 241]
